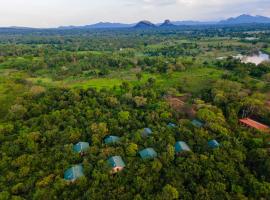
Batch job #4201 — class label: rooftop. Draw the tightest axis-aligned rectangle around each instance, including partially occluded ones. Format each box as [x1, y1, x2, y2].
[64, 165, 84, 181]
[239, 118, 269, 132]
[175, 141, 191, 153]
[208, 140, 220, 149]
[73, 142, 90, 153]
[139, 148, 158, 159]
[192, 119, 204, 128]
[108, 156, 126, 168]
[104, 135, 120, 144]
[142, 128, 153, 136]
[168, 123, 176, 128]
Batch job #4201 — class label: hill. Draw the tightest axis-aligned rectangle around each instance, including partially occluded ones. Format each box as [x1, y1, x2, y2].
[59, 22, 133, 29]
[220, 14, 270, 24]
[134, 20, 156, 28]
[160, 20, 176, 28]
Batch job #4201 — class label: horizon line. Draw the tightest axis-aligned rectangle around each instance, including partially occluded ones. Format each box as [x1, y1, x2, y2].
[0, 13, 269, 29]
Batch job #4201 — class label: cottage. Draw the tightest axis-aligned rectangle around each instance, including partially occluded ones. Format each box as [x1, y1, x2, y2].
[64, 165, 84, 181]
[104, 135, 120, 145]
[168, 123, 176, 128]
[139, 148, 158, 160]
[192, 119, 204, 128]
[142, 128, 153, 137]
[73, 142, 90, 154]
[107, 156, 126, 173]
[175, 141, 191, 154]
[208, 140, 220, 149]
[239, 118, 269, 133]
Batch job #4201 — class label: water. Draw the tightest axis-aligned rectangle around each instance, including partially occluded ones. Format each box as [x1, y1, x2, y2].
[236, 52, 270, 65]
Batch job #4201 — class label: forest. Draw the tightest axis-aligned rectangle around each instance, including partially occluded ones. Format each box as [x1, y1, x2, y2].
[0, 25, 270, 200]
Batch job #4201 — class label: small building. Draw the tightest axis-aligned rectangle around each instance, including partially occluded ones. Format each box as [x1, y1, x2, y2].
[64, 165, 84, 181]
[208, 140, 220, 149]
[104, 136, 120, 145]
[107, 156, 126, 174]
[175, 141, 191, 154]
[192, 119, 204, 128]
[168, 123, 176, 128]
[73, 142, 90, 154]
[142, 128, 153, 137]
[139, 148, 158, 160]
[239, 118, 269, 133]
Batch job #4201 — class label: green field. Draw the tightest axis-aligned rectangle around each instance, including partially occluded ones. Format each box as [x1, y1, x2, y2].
[27, 67, 223, 92]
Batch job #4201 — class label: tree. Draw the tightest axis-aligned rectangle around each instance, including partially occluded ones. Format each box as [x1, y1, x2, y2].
[158, 184, 179, 200]
[136, 73, 142, 81]
[118, 111, 130, 123]
[134, 96, 147, 108]
[126, 143, 138, 157]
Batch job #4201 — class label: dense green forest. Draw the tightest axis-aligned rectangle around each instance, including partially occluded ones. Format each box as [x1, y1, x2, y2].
[0, 25, 270, 200]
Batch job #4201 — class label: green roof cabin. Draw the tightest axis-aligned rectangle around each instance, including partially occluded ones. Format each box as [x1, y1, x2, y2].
[139, 148, 158, 160]
[142, 128, 153, 137]
[64, 165, 84, 181]
[73, 142, 90, 154]
[175, 141, 191, 154]
[104, 136, 120, 145]
[107, 156, 126, 174]
[208, 140, 220, 149]
[192, 119, 204, 128]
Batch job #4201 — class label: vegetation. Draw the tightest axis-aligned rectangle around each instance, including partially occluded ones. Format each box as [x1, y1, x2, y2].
[0, 25, 270, 199]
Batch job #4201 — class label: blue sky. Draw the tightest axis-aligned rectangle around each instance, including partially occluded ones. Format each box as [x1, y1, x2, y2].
[0, 0, 270, 27]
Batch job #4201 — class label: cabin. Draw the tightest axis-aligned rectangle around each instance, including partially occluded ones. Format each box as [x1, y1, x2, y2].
[73, 142, 90, 154]
[168, 123, 176, 128]
[192, 119, 204, 128]
[64, 165, 84, 181]
[239, 118, 269, 133]
[142, 128, 153, 137]
[139, 148, 158, 160]
[104, 136, 120, 145]
[107, 156, 126, 174]
[208, 140, 220, 149]
[175, 141, 191, 155]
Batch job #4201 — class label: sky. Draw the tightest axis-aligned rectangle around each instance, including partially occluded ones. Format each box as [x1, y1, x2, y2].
[0, 0, 270, 28]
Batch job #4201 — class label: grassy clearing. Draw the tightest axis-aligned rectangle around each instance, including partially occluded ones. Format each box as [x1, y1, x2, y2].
[22, 64, 224, 93]
[26, 67, 224, 92]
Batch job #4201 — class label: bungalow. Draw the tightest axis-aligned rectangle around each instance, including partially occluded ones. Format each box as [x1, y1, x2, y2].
[239, 118, 269, 133]
[64, 165, 84, 181]
[104, 136, 120, 145]
[73, 142, 90, 154]
[192, 119, 204, 128]
[107, 156, 126, 174]
[139, 148, 158, 160]
[208, 140, 220, 149]
[168, 123, 176, 128]
[175, 141, 191, 154]
[142, 128, 153, 137]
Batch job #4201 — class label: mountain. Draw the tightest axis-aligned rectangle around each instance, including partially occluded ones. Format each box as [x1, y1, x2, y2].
[172, 20, 216, 26]
[59, 22, 133, 29]
[134, 21, 156, 28]
[84, 22, 133, 29]
[160, 20, 176, 28]
[220, 14, 270, 24]
[3, 14, 270, 30]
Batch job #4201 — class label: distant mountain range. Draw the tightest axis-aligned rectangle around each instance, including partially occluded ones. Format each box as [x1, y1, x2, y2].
[2, 14, 270, 30]
[220, 14, 270, 24]
[58, 15, 270, 29]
